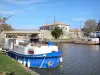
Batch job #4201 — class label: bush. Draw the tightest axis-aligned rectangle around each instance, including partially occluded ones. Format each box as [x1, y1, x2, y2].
[6, 70, 16, 75]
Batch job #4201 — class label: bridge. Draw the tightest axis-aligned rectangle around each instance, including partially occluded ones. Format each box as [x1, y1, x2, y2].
[3, 30, 40, 34]
[3, 30, 41, 39]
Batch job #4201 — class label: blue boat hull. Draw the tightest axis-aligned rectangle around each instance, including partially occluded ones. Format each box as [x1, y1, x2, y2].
[8, 51, 62, 68]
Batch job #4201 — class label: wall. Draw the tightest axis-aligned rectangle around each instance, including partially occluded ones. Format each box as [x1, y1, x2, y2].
[40, 30, 71, 39]
[40, 30, 83, 40]
[40, 30, 53, 39]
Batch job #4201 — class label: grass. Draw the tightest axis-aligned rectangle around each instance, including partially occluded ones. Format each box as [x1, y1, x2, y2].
[0, 52, 31, 75]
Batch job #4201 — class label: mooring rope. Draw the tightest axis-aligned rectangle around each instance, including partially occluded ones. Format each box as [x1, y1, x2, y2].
[39, 54, 46, 68]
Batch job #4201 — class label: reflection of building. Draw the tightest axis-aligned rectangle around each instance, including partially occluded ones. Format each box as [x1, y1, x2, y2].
[40, 22, 70, 39]
[40, 22, 69, 31]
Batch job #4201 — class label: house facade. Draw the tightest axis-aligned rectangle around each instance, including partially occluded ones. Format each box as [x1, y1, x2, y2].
[40, 22, 70, 39]
[40, 22, 69, 32]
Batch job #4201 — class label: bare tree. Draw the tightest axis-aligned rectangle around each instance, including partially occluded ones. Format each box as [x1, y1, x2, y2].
[96, 20, 100, 31]
[82, 19, 97, 36]
[0, 15, 13, 32]
[0, 16, 13, 47]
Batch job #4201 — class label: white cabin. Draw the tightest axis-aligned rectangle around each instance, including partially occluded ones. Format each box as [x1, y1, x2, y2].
[88, 38, 99, 43]
[3, 38, 58, 55]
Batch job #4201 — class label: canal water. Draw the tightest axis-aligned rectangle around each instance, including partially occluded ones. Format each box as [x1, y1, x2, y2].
[31, 43, 100, 75]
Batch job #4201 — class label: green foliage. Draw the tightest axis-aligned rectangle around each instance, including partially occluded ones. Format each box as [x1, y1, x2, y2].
[0, 24, 13, 31]
[51, 26, 63, 39]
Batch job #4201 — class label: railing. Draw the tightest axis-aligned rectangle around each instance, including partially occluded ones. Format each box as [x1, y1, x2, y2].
[14, 29, 39, 31]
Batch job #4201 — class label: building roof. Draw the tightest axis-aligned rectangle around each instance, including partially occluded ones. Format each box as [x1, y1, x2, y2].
[40, 22, 69, 28]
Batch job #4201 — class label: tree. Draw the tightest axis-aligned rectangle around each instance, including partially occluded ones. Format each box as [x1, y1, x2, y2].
[51, 26, 63, 39]
[96, 20, 100, 31]
[82, 19, 97, 36]
[0, 16, 13, 47]
[0, 16, 13, 32]
[0, 24, 13, 31]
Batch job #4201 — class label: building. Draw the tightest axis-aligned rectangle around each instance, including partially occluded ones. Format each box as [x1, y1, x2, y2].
[69, 29, 83, 39]
[40, 22, 69, 32]
[40, 22, 70, 40]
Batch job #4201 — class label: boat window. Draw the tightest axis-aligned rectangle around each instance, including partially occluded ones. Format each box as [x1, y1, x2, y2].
[19, 42, 23, 45]
[28, 50, 34, 54]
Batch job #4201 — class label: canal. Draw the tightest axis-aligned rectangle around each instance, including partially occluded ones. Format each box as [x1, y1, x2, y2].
[31, 43, 100, 75]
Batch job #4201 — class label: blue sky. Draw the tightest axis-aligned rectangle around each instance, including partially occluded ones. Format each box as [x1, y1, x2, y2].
[0, 0, 100, 29]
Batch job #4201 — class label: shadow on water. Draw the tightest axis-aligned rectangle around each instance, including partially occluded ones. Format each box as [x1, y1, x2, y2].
[30, 43, 100, 75]
[30, 66, 62, 75]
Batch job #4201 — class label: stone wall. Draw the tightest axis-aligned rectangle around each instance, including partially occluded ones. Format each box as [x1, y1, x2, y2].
[40, 30, 53, 39]
[40, 30, 83, 40]
[0, 31, 6, 47]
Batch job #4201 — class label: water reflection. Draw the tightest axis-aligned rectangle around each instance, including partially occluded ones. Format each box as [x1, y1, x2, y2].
[88, 45, 100, 51]
[31, 43, 100, 75]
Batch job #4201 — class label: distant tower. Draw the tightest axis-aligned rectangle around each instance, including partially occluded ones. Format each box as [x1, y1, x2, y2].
[46, 20, 48, 26]
[54, 16, 56, 24]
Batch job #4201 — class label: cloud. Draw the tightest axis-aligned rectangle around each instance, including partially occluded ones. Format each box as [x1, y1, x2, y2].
[40, 3, 64, 7]
[0, 11, 15, 15]
[14, 25, 39, 30]
[27, 3, 64, 10]
[81, 12, 91, 15]
[2, 0, 47, 5]
[72, 18, 86, 22]
[0, 10, 23, 15]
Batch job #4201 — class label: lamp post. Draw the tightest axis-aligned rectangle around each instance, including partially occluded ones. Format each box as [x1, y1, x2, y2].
[80, 21, 84, 38]
[80, 20, 84, 31]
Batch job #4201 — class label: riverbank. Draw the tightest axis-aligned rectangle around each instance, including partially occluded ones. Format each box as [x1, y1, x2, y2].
[44, 39, 74, 43]
[44, 39, 99, 45]
[0, 52, 38, 75]
[74, 41, 99, 45]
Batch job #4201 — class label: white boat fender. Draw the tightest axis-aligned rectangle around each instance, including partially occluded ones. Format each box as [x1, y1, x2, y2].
[48, 61, 53, 67]
[27, 60, 30, 68]
[15, 56, 18, 60]
[43, 54, 46, 57]
[18, 59, 20, 63]
[60, 57, 63, 63]
[18, 59, 22, 64]
[20, 60, 23, 64]
[23, 60, 26, 66]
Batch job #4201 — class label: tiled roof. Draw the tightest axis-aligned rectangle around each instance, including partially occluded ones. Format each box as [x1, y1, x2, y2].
[40, 22, 69, 27]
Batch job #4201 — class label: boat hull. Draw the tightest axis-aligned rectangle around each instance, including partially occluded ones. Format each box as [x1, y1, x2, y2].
[8, 51, 62, 68]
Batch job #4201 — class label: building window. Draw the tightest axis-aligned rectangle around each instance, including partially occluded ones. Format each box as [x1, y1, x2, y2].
[65, 27, 67, 30]
[40, 27, 42, 30]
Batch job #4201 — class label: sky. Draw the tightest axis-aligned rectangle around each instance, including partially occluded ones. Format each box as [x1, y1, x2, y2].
[0, 0, 100, 29]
